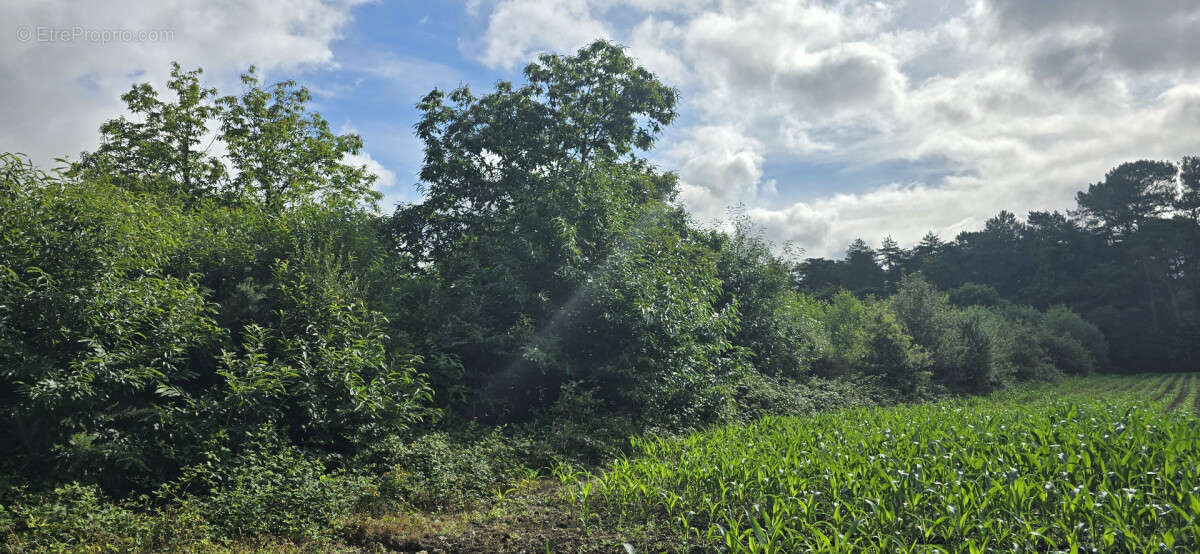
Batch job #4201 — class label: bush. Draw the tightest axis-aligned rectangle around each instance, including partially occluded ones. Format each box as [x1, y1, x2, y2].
[860, 304, 932, 398]
[175, 429, 370, 540]
[891, 273, 950, 348]
[813, 291, 869, 377]
[733, 373, 874, 420]
[1, 483, 214, 552]
[714, 216, 826, 379]
[1041, 305, 1108, 374]
[0, 155, 436, 493]
[948, 282, 1001, 307]
[0, 160, 224, 490]
[357, 428, 531, 512]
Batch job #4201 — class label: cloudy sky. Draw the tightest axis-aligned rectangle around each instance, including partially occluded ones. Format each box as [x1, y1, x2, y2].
[3, 0, 1199, 257]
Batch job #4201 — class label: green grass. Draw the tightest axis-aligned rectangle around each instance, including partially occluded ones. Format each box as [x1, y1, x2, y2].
[568, 375, 1200, 552]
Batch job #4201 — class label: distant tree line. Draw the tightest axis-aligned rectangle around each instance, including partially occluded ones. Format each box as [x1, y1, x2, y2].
[797, 158, 1200, 372]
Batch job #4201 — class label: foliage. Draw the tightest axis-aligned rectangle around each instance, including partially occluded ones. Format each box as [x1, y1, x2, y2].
[859, 303, 932, 398]
[68, 63, 227, 201]
[574, 376, 1200, 552]
[1041, 305, 1109, 374]
[947, 282, 1001, 307]
[2, 37, 1195, 551]
[174, 429, 371, 540]
[218, 68, 380, 210]
[2, 141, 430, 494]
[712, 215, 826, 379]
[732, 373, 875, 421]
[388, 41, 737, 427]
[0, 157, 222, 489]
[1, 483, 215, 552]
[359, 428, 532, 512]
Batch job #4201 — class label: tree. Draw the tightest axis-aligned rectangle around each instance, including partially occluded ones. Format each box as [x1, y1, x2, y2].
[387, 40, 733, 424]
[1073, 160, 1177, 241]
[73, 63, 380, 211]
[219, 68, 379, 210]
[71, 63, 226, 201]
[878, 235, 907, 289]
[954, 210, 1031, 297]
[842, 238, 885, 296]
[713, 214, 823, 379]
[1178, 156, 1200, 223]
[392, 40, 678, 265]
[525, 40, 678, 168]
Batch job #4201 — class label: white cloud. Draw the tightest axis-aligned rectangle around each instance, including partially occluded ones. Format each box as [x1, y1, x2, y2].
[466, 0, 609, 68]
[0, 0, 365, 167]
[468, 0, 1200, 256]
[669, 125, 766, 220]
[343, 150, 397, 192]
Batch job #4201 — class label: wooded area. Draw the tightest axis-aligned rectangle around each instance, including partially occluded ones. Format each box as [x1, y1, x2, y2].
[1, 40, 1195, 550]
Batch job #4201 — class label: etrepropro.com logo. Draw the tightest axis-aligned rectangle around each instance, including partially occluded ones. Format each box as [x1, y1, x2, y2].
[16, 25, 175, 44]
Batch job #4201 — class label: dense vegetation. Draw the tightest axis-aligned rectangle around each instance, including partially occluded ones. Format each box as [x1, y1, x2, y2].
[796, 158, 1200, 371]
[0, 40, 1192, 551]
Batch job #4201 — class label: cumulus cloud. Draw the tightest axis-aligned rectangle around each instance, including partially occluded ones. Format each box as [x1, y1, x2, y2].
[0, 0, 365, 167]
[343, 150, 397, 192]
[669, 125, 767, 220]
[465, 0, 609, 68]
[468, 0, 1200, 256]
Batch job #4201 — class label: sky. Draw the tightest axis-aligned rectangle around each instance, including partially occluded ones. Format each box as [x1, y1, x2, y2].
[3, 0, 1200, 257]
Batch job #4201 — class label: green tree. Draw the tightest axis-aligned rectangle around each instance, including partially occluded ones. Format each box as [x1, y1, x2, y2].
[219, 68, 380, 210]
[1073, 160, 1177, 241]
[843, 238, 886, 296]
[878, 235, 907, 290]
[713, 214, 824, 379]
[1177, 156, 1200, 223]
[71, 63, 227, 201]
[392, 40, 677, 265]
[389, 40, 735, 424]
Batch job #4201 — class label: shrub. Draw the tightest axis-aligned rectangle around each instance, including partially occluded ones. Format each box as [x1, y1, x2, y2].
[176, 429, 370, 540]
[1, 483, 213, 552]
[0, 159, 224, 490]
[859, 304, 932, 398]
[890, 273, 951, 348]
[1041, 305, 1108, 374]
[813, 291, 869, 377]
[932, 307, 1001, 393]
[733, 373, 875, 420]
[358, 429, 531, 511]
[714, 216, 826, 379]
[948, 282, 1001, 307]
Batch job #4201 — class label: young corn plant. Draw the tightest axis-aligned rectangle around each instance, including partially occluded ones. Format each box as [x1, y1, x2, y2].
[566, 375, 1200, 553]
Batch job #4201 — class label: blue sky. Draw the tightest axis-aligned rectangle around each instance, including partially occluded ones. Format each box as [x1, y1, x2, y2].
[4, 0, 1200, 256]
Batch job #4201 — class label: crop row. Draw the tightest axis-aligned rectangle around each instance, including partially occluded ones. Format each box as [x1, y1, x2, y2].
[568, 376, 1200, 552]
[1058, 373, 1200, 414]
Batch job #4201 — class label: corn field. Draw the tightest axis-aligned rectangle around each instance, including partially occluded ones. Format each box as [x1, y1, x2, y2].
[567, 375, 1200, 552]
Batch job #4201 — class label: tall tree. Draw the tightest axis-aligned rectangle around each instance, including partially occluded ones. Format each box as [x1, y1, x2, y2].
[1073, 160, 1177, 241]
[878, 235, 907, 279]
[394, 40, 678, 265]
[1177, 156, 1200, 223]
[219, 67, 379, 210]
[388, 40, 731, 422]
[954, 210, 1030, 297]
[71, 63, 226, 200]
[843, 238, 885, 296]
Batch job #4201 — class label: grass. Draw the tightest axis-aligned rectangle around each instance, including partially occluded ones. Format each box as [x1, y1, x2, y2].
[565, 375, 1200, 552]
